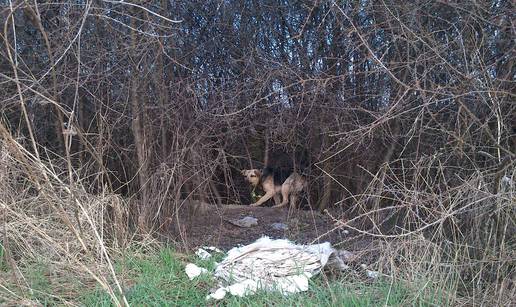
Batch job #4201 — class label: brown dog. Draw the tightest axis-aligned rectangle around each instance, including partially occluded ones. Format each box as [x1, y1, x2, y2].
[241, 167, 306, 208]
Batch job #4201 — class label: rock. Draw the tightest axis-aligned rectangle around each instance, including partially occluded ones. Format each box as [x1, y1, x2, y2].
[271, 222, 289, 230]
[226, 216, 258, 228]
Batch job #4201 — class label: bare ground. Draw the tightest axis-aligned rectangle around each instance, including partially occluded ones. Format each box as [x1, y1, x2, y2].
[161, 203, 370, 252]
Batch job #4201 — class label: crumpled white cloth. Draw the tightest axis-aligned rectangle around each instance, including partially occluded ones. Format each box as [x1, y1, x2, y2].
[185, 263, 208, 280]
[195, 246, 223, 259]
[206, 236, 336, 300]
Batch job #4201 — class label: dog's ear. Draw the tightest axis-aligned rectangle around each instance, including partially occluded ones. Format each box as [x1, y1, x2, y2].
[240, 170, 247, 175]
[253, 170, 261, 178]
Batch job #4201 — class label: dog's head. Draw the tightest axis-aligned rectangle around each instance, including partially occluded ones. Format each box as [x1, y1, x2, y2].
[241, 169, 261, 187]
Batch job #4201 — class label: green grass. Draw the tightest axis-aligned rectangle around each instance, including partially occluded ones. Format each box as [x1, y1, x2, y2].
[79, 248, 446, 306]
[0, 247, 448, 306]
[80, 249, 215, 306]
[0, 259, 84, 305]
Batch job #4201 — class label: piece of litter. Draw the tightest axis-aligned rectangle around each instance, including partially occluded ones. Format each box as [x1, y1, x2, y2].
[206, 288, 227, 300]
[195, 248, 211, 260]
[206, 273, 311, 300]
[185, 263, 208, 280]
[203, 246, 223, 253]
[228, 279, 259, 297]
[226, 216, 258, 228]
[196, 246, 224, 259]
[274, 273, 311, 294]
[366, 270, 380, 279]
[360, 263, 379, 279]
[207, 236, 348, 300]
[501, 175, 512, 185]
[271, 222, 289, 230]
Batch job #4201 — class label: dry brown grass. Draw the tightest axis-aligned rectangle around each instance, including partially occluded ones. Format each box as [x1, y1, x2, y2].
[0, 136, 134, 306]
[328, 153, 515, 306]
[1, 131, 513, 306]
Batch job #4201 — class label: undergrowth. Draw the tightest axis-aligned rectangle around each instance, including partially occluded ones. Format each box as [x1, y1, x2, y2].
[0, 247, 449, 306]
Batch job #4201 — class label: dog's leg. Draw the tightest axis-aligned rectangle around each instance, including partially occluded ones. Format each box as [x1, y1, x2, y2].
[273, 184, 290, 208]
[273, 194, 281, 206]
[250, 191, 275, 207]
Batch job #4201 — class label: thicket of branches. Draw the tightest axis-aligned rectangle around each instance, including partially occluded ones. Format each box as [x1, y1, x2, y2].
[1, 0, 514, 305]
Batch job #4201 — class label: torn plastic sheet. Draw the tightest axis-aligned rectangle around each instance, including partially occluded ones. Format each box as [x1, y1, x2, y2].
[195, 246, 224, 260]
[205, 237, 339, 300]
[195, 248, 212, 260]
[206, 273, 312, 300]
[185, 263, 208, 280]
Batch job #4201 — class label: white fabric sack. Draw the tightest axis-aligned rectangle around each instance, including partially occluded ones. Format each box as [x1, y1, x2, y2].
[207, 236, 336, 300]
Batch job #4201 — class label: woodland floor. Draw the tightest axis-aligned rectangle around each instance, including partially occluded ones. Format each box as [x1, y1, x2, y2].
[161, 203, 374, 255]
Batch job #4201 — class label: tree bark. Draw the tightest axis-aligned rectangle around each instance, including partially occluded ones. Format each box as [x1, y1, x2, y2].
[24, 5, 65, 153]
[130, 12, 151, 232]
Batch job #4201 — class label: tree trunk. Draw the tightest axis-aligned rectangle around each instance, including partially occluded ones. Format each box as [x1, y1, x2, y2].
[318, 129, 333, 211]
[24, 6, 65, 153]
[130, 13, 151, 232]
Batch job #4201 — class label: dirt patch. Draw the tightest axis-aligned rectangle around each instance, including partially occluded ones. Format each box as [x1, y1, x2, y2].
[162, 203, 353, 251]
